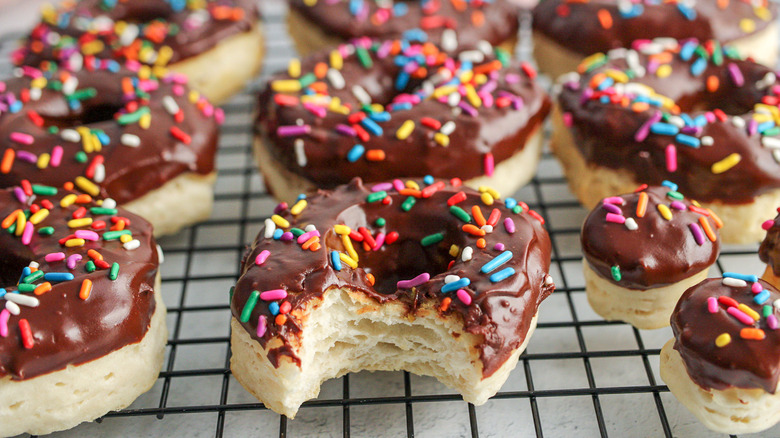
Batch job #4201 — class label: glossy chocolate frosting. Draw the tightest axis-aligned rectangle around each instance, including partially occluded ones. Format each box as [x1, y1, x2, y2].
[558, 39, 780, 203]
[582, 185, 720, 289]
[533, 0, 777, 56]
[289, 0, 520, 50]
[0, 187, 158, 380]
[231, 178, 555, 377]
[760, 209, 780, 276]
[672, 277, 780, 393]
[15, 0, 259, 68]
[258, 38, 550, 188]
[0, 63, 218, 205]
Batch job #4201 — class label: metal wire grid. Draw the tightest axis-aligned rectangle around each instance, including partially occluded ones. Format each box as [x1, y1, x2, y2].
[1, 1, 776, 436]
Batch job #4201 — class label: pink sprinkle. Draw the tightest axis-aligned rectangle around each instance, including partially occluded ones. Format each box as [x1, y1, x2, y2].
[634, 111, 662, 142]
[21, 222, 33, 245]
[494, 243, 505, 251]
[303, 103, 327, 118]
[51, 145, 63, 167]
[75, 230, 99, 241]
[707, 297, 718, 313]
[728, 63, 744, 87]
[260, 289, 287, 301]
[769, 314, 778, 330]
[503, 218, 515, 234]
[371, 182, 393, 192]
[255, 250, 270, 266]
[392, 179, 405, 191]
[753, 282, 764, 294]
[665, 144, 677, 172]
[66, 254, 82, 269]
[257, 315, 267, 337]
[602, 197, 625, 205]
[562, 112, 573, 127]
[727, 306, 755, 325]
[763, 220, 775, 231]
[297, 230, 320, 244]
[0, 309, 9, 337]
[605, 213, 626, 224]
[273, 202, 288, 214]
[373, 232, 385, 250]
[456, 289, 472, 305]
[484, 153, 494, 177]
[670, 201, 686, 211]
[45, 252, 66, 262]
[397, 273, 430, 289]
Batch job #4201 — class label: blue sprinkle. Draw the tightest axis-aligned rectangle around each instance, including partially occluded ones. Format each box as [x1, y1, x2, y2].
[679, 41, 698, 61]
[661, 180, 678, 191]
[369, 111, 391, 122]
[441, 278, 471, 293]
[599, 95, 610, 104]
[330, 251, 342, 271]
[106, 60, 120, 73]
[723, 272, 759, 282]
[394, 56, 410, 67]
[273, 228, 284, 240]
[596, 77, 614, 91]
[0, 288, 5, 298]
[754, 290, 770, 305]
[349, 0, 363, 15]
[677, 3, 696, 20]
[423, 175, 434, 185]
[396, 71, 410, 90]
[681, 113, 694, 126]
[393, 3, 409, 16]
[619, 4, 643, 18]
[9, 101, 22, 113]
[690, 57, 707, 76]
[18, 267, 31, 285]
[389, 102, 412, 112]
[675, 134, 701, 148]
[44, 273, 75, 282]
[758, 121, 776, 133]
[297, 193, 307, 201]
[402, 28, 427, 42]
[360, 117, 383, 136]
[96, 131, 110, 145]
[269, 301, 280, 316]
[68, 99, 82, 111]
[505, 198, 518, 210]
[347, 144, 365, 162]
[481, 251, 513, 274]
[693, 115, 708, 127]
[460, 61, 473, 72]
[490, 267, 516, 283]
[650, 122, 679, 136]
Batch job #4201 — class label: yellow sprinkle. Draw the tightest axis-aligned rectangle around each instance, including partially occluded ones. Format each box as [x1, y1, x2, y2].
[481, 192, 494, 205]
[657, 204, 672, 221]
[29, 209, 49, 225]
[656, 64, 672, 78]
[65, 238, 86, 247]
[81, 40, 105, 56]
[715, 333, 731, 347]
[68, 218, 93, 228]
[60, 194, 77, 207]
[474, 73, 488, 85]
[288, 59, 301, 78]
[271, 214, 290, 228]
[138, 65, 152, 81]
[478, 186, 500, 200]
[115, 20, 127, 35]
[432, 85, 459, 99]
[339, 253, 358, 269]
[396, 120, 415, 140]
[36, 153, 50, 169]
[334, 224, 351, 235]
[304, 0, 317, 6]
[342, 234, 358, 262]
[449, 245, 460, 257]
[156, 46, 174, 66]
[740, 18, 756, 33]
[290, 199, 307, 216]
[370, 103, 384, 113]
[152, 66, 168, 78]
[91, 134, 102, 152]
[753, 113, 773, 123]
[329, 50, 343, 69]
[271, 80, 302, 93]
[434, 133, 450, 147]
[755, 6, 772, 21]
[188, 90, 200, 104]
[465, 85, 482, 108]
[405, 180, 420, 190]
[139, 113, 151, 130]
[30, 77, 47, 89]
[605, 69, 629, 83]
[120, 234, 133, 243]
[459, 70, 474, 84]
[74, 176, 100, 196]
[711, 153, 741, 174]
[738, 303, 760, 321]
[691, 199, 701, 207]
[15, 211, 25, 236]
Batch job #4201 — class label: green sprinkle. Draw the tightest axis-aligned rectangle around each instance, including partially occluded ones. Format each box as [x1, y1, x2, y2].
[48, 126, 59, 134]
[116, 107, 150, 125]
[712, 42, 723, 66]
[229, 286, 235, 301]
[48, 81, 63, 91]
[109, 262, 119, 280]
[22, 270, 44, 284]
[68, 87, 97, 101]
[366, 191, 387, 203]
[7, 223, 16, 234]
[611, 265, 622, 282]
[32, 184, 57, 196]
[495, 48, 510, 66]
[290, 228, 305, 237]
[693, 46, 709, 60]
[449, 206, 471, 223]
[298, 73, 316, 88]
[240, 290, 260, 323]
[356, 46, 373, 68]
[17, 284, 35, 293]
[85, 260, 96, 272]
[512, 205, 523, 214]
[764, 305, 773, 318]
[401, 196, 416, 212]
[763, 127, 780, 137]
[75, 151, 88, 163]
[666, 191, 684, 200]
[375, 218, 386, 227]
[103, 230, 132, 240]
[91, 207, 118, 216]
[421, 233, 444, 247]
[38, 226, 55, 235]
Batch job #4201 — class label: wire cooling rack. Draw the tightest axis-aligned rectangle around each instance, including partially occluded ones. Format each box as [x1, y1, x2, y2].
[1, 1, 777, 437]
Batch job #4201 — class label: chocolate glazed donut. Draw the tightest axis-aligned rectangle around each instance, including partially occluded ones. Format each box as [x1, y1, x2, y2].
[760, 208, 780, 288]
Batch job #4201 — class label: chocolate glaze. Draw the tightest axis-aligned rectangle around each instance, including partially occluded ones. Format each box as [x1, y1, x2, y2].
[0, 64, 218, 205]
[230, 178, 555, 377]
[258, 39, 550, 188]
[0, 187, 159, 380]
[533, 0, 777, 56]
[582, 185, 720, 289]
[289, 0, 520, 50]
[760, 209, 780, 276]
[558, 41, 780, 203]
[672, 278, 780, 393]
[16, 0, 259, 68]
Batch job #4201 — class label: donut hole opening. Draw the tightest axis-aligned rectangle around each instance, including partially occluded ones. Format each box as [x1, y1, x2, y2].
[360, 239, 455, 295]
[37, 102, 126, 130]
[0, 248, 33, 288]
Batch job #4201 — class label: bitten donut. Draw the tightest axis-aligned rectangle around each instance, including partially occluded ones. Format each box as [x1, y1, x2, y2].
[0, 185, 166, 436]
[533, 0, 778, 79]
[14, 0, 263, 104]
[554, 38, 780, 244]
[581, 182, 720, 329]
[230, 178, 555, 418]
[760, 208, 780, 289]
[287, 0, 520, 57]
[0, 62, 220, 236]
[660, 275, 780, 434]
[256, 37, 550, 203]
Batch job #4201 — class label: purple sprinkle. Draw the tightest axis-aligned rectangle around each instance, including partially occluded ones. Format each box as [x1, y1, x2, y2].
[680, 126, 701, 135]
[16, 151, 37, 163]
[728, 63, 744, 87]
[13, 187, 26, 203]
[670, 201, 686, 211]
[601, 202, 622, 214]
[635, 111, 663, 142]
[274, 202, 288, 214]
[769, 314, 778, 330]
[458, 102, 478, 117]
[336, 124, 357, 137]
[397, 273, 430, 289]
[748, 119, 758, 136]
[505, 73, 520, 84]
[277, 125, 311, 137]
[280, 232, 295, 241]
[494, 243, 505, 251]
[503, 218, 515, 234]
[479, 81, 497, 94]
[372, 182, 393, 192]
[67, 254, 82, 270]
[689, 223, 705, 245]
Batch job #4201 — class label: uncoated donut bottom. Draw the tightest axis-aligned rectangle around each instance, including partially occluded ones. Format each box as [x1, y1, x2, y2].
[229, 287, 538, 419]
[660, 339, 780, 435]
[0, 274, 167, 437]
[550, 106, 780, 244]
[763, 266, 780, 291]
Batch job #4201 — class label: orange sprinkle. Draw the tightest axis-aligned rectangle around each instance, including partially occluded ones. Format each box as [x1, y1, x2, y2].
[111, 220, 126, 231]
[34, 282, 52, 296]
[636, 192, 648, 217]
[589, 72, 607, 89]
[399, 188, 422, 197]
[471, 10, 485, 26]
[275, 314, 287, 326]
[314, 62, 328, 79]
[302, 236, 319, 250]
[1, 148, 14, 174]
[648, 52, 673, 64]
[75, 194, 92, 204]
[476, 238, 487, 249]
[231, 8, 245, 20]
[87, 249, 103, 261]
[366, 149, 386, 161]
[631, 102, 650, 113]
[707, 209, 724, 228]
[717, 0, 729, 8]
[63, 181, 74, 190]
[440, 297, 452, 312]
[740, 328, 766, 340]
[310, 242, 321, 251]
[706, 75, 720, 92]
[462, 224, 486, 237]
[1, 209, 21, 228]
[472, 205, 486, 226]
[450, 0, 467, 12]
[699, 216, 717, 242]
[366, 273, 375, 286]
[79, 279, 93, 300]
[473, 60, 503, 75]
[309, 82, 327, 94]
[597, 9, 613, 29]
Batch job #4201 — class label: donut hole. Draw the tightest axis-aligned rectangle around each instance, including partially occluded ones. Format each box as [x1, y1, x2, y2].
[0, 247, 33, 287]
[37, 102, 125, 130]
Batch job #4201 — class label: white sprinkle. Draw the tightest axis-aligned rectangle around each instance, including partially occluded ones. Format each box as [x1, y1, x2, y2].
[732, 117, 746, 128]
[624, 217, 638, 230]
[304, 224, 317, 232]
[120, 24, 140, 46]
[352, 85, 371, 105]
[162, 96, 179, 115]
[295, 118, 304, 126]
[544, 275, 554, 286]
[4, 293, 39, 308]
[327, 69, 345, 90]
[5, 300, 20, 315]
[422, 81, 435, 96]
[102, 198, 117, 209]
[29, 87, 42, 101]
[757, 72, 776, 89]
[63, 77, 78, 95]
[481, 225, 493, 233]
[264, 218, 276, 239]
[762, 137, 780, 149]
[774, 149, 780, 163]
[440, 121, 456, 135]
[722, 277, 747, 288]
[61, 129, 81, 143]
[461, 246, 473, 262]
[294, 139, 307, 167]
[444, 275, 460, 284]
[123, 239, 141, 250]
[93, 163, 106, 183]
[447, 92, 460, 107]
[45, 31, 60, 46]
[28, 261, 39, 269]
[477, 40, 493, 56]
[667, 115, 684, 128]
[67, 52, 83, 71]
[459, 50, 484, 63]
[607, 48, 628, 59]
[121, 133, 141, 147]
[156, 244, 165, 264]
[774, 299, 780, 310]
[442, 29, 458, 52]
[701, 136, 714, 146]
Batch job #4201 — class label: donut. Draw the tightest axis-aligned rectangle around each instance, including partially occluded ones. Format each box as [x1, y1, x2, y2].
[13, 0, 264, 105]
[760, 208, 780, 289]
[660, 276, 780, 434]
[287, 0, 521, 57]
[229, 177, 555, 418]
[0, 62, 220, 237]
[256, 37, 550, 203]
[532, 0, 778, 79]
[581, 182, 720, 329]
[0, 185, 165, 436]
[553, 38, 780, 244]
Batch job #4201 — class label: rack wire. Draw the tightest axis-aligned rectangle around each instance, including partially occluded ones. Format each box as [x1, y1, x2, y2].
[2, 1, 776, 436]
